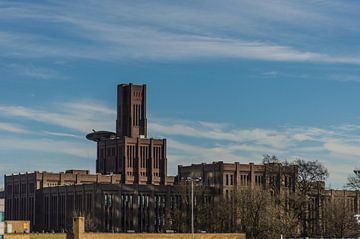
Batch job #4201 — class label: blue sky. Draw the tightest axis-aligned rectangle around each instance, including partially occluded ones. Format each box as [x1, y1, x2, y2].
[1, 0, 360, 188]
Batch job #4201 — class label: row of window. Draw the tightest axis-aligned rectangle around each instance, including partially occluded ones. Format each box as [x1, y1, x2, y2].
[46, 182, 58, 187]
[225, 174, 250, 186]
[126, 171, 161, 177]
[133, 104, 142, 127]
[126, 145, 136, 168]
[225, 174, 234, 186]
[43, 193, 93, 229]
[6, 197, 34, 221]
[139, 146, 149, 168]
[104, 194, 170, 209]
[100, 146, 162, 167]
[127, 145, 162, 169]
[223, 174, 293, 186]
[133, 91, 142, 97]
[153, 147, 162, 169]
[7, 183, 35, 195]
[240, 175, 249, 185]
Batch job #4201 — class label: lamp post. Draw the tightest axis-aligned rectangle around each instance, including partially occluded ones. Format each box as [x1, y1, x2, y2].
[185, 177, 201, 239]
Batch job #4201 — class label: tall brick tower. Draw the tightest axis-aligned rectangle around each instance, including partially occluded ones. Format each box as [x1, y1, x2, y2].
[116, 83, 147, 138]
[87, 83, 167, 185]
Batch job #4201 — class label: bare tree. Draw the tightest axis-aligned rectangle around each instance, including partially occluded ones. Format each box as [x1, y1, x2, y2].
[235, 187, 298, 239]
[291, 158, 329, 237]
[346, 170, 360, 190]
[322, 196, 359, 238]
[262, 154, 280, 164]
[172, 183, 217, 233]
[295, 159, 329, 194]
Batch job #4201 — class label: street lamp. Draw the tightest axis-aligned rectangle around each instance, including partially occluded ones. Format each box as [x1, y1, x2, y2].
[184, 177, 202, 239]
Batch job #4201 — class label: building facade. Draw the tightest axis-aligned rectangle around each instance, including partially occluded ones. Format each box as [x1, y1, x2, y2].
[177, 161, 297, 198]
[37, 183, 180, 233]
[4, 170, 120, 230]
[89, 84, 168, 186]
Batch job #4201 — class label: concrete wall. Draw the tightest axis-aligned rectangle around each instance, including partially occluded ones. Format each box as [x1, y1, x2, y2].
[4, 234, 65, 239]
[3, 221, 30, 234]
[4, 217, 245, 239]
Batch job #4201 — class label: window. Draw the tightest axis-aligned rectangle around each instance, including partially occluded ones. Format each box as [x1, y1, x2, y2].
[255, 175, 263, 185]
[21, 183, 26, 194]
[230, 175, 234, 185]
[240, 174, 249, 186]
[7, 185, 13, 194]
[14, 184, 20, 194]
[28, 183, 34, 193]
[225, 174, 229, 185]
[104, 194, 112, 207]
[86, 194, 92, 212]
[285, 176, 293, 188]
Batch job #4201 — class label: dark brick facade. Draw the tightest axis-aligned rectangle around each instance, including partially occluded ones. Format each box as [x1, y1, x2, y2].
[95, 83, 168, 185]
[177, 161, 297, 198]
[4, 170, 120, 229]
[116, 84, 147, 138]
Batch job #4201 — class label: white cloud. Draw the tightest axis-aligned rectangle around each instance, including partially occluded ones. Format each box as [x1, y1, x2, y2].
[43, 131, 83, 139]
[324, 141, 360, 158]
[0, 63, 67, 80]
[0, 122, 29, 134]
[0, 1, 359, 64]
[168, 138, 251, 164]
[0, 101, 115, 133]
[150, 120, 329, 149]
[0, 137, 94, 158]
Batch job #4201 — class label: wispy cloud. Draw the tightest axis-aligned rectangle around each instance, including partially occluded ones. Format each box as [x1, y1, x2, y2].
[0, 122, 29, 134]
[43, 131, 83, 139]
[324, 141, 360, 158]
[0, 63, 68, 80]
[0, 101, 115, 133]
[0, 1, 359, 63]
[0, 137, 94, 158]
[329, 74, 360, 82]
[149, 120, 328, 149]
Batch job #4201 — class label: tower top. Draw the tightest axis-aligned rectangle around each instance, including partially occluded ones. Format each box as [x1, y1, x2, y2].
[116, 83, 147, 138]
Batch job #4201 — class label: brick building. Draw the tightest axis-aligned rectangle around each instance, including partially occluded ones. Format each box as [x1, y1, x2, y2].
[3, 83, 175, 232]
[2, 83, 360, 236]
[4, 170, 120, 230]
[177, 161, 297, 198]
[90, 84, 168, 186]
